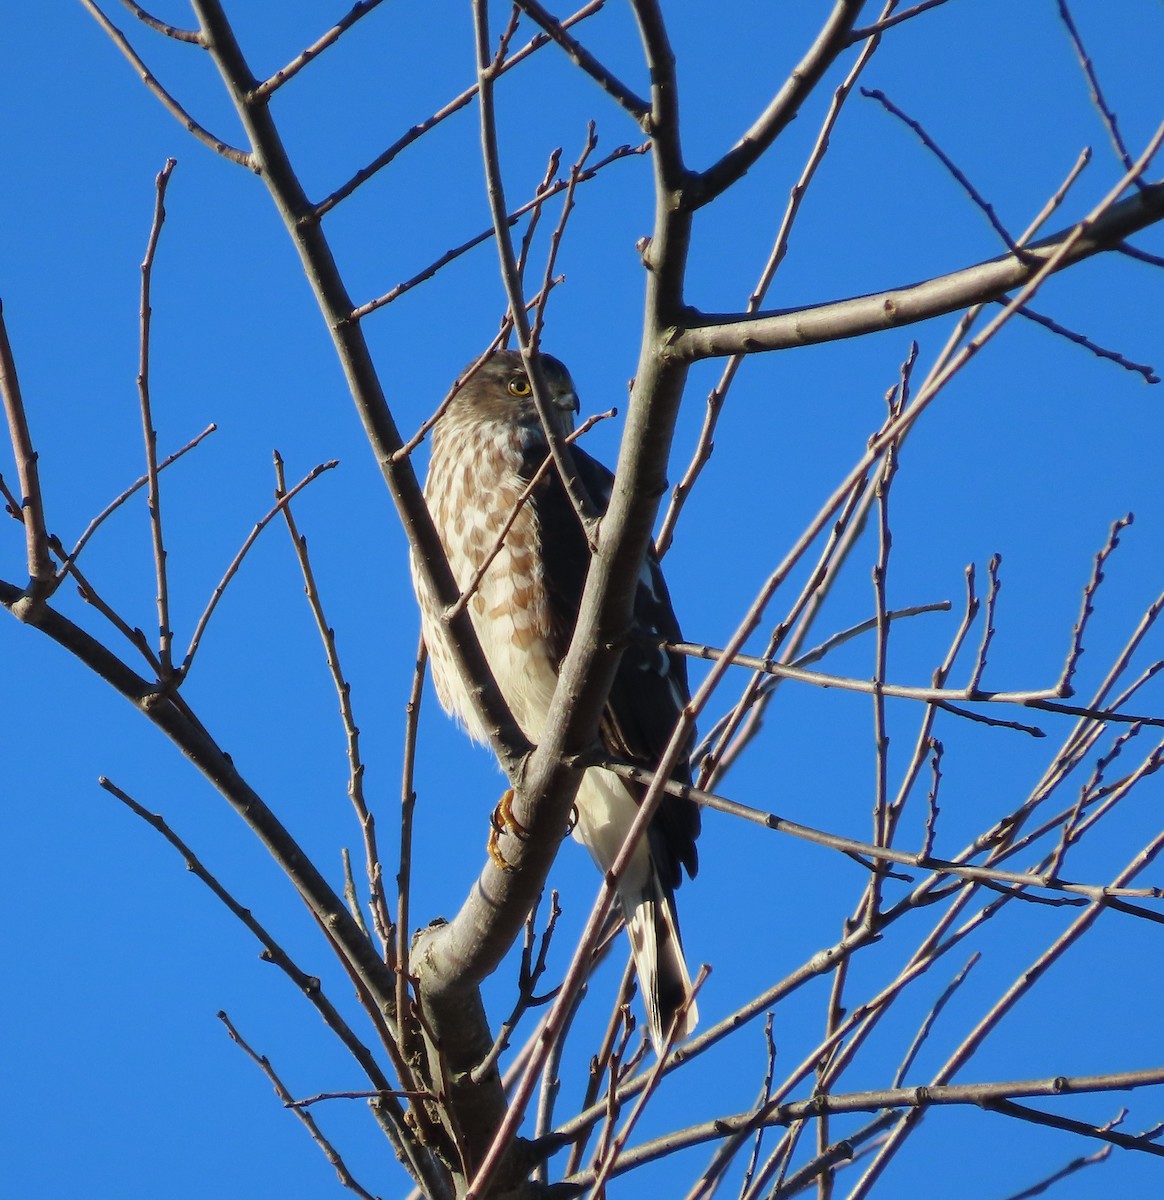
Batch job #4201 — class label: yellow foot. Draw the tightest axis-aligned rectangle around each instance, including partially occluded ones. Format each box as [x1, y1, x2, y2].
[488, 788, 528, 872]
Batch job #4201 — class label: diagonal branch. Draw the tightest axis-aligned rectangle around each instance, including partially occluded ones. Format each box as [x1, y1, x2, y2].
[676, 176, 1164, 360]
[513, 0, 649, 122]
[0, 303, 54, 599]
[255, 0, 388, 99]
[560, 1068, 1164, 1188]
[690, 0, 867, 208]
[81, 0, 250, 165]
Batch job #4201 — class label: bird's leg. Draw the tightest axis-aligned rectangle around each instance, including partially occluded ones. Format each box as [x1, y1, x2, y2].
[488, 788, 528, 871]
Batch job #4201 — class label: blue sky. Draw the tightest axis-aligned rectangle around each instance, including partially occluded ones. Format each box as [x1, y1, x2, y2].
[3, 3, 1163, 1197]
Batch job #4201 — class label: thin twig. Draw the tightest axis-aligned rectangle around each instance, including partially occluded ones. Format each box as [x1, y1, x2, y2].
[514, 149, 564, 312]
[396, 634, 426, 1061]
[1055, 0, 1140, 182]
[81, 1, 250, 164]
[861, 87, 1024, 256]
[1116, 240, 1164, 269]
[593, 758, 1164, 904]
[274, 451, 392, 954]
[255, 0, 389, 98]
[138, 159, 177, 676]
[57, 423, 217, 579]
[891, 952, 980, 1087]
[181, 460, 338, 675]
[350, 142, 647, 319]
[98, 778, 404, 1135]
[966, 554, 1000, 694]
[1057, 514, 1134, 695]
[1003, 302, 1158, 382]
[119, 0, 201, 40]
[847, 0, 952, 43]
[315, 1, 607, 217]
[217, 1012, 384, 1200]
[656, 11, 890, 556]
[531, 122, 598, 350]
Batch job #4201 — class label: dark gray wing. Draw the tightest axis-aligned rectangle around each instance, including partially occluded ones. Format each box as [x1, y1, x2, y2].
[524, 442, 700, 888]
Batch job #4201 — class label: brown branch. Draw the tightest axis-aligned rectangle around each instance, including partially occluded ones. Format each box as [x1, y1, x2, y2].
[675, 177, 1164, 360]
[138, 159, 177, 676]
[255, 0, 389, 99]
[668, 639, 1067, 711]
[513, 0, 649, 122]
[563, 1069, 1164, 1190]
[655, 11, 888, 556]
[56, 423, 217, 579]
[82, 0, 250, 165]
[691, 0, 868, 207]
[514, 149, 565, 311]
[396, 635, 426, 1062]
[119, 0, 201, 41]
[966, 553, 1000, 693]
[847, 831, 1164, 1197]
[847, 0, 952, 42]
[1058, 514, 1135, 696]
[274, 452, 392, 955]
[1000, 1144, 1112, 1200]
[984, 1096, 1162, 1159]
[530, 122, 597, 350]
[1117, 240, 1164, 268]
[594, 758, 1164, 905]
[0, 302, 54, 598]
[0, 590, 438, 1195]
[349, 141, 647, 320]
[471, 2, 597, 535]
[217, 1012, 384, 1200]
[181, 459, 338, 676]
[314, 1, 607, 217]
[1004, 301, 1158, 382]
[98, 777, 403, 1128]
[1055, 0, 1140, 182]
[861, 87, 1025, 255]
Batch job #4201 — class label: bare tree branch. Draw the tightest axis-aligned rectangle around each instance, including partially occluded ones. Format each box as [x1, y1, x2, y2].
[81, 0, 250, 165]
[676, 176, 1164, 360]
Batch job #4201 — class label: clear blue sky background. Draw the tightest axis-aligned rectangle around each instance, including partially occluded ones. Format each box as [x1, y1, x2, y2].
[2, 3, 1163, 1198]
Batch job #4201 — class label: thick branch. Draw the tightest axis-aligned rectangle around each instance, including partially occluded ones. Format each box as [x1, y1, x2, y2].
[0, 578, 397, 1019]
[675, 180, 1164, 359]
[689, 0, 866, 208]
[186, 0, 527, 769]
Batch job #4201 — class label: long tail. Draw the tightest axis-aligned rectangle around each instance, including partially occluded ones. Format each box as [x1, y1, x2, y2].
[573, 769, 698, 1054]
[620, 863, 698, 1056]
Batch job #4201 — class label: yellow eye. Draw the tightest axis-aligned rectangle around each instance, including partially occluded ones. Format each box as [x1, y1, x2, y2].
[507, 376, 532, 398]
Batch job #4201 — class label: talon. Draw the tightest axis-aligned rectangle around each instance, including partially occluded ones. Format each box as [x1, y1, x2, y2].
[488, 788, 527, 872]
[565, 803, 579, 836]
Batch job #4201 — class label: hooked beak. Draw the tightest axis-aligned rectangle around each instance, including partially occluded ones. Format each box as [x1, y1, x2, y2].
[554, 389, 580, 416]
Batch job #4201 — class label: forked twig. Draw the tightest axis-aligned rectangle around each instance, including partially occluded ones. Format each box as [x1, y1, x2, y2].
[255, 0, 389, 98]
[81, 1, 250, 164]
[182, 460, 338, 675]
[217, 1012, 384, 1200]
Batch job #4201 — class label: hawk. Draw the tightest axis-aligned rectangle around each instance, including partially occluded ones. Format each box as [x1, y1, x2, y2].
[413, 349, 700, 1053]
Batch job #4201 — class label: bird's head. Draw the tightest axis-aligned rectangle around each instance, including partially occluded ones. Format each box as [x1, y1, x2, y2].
[445, 349, 580, 439]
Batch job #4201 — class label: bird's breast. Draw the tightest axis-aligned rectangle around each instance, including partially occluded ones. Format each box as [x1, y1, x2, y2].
[418, 421, 559, 743]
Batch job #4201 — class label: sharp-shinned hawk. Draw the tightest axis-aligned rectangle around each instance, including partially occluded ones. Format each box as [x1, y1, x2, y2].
[413, 349, 700, 1052]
